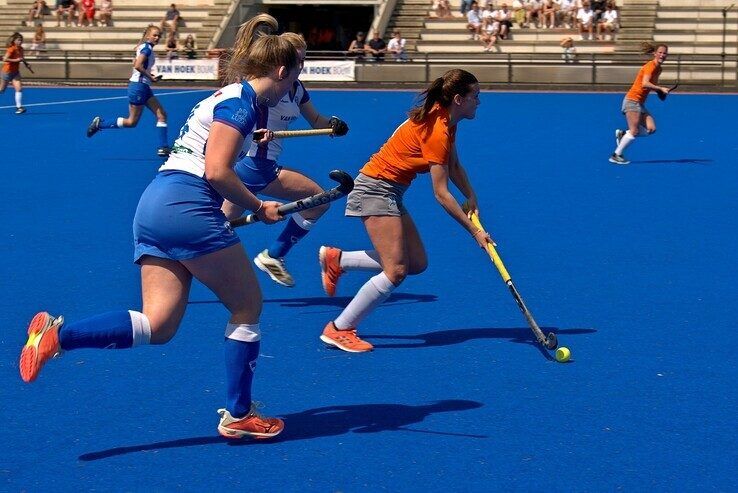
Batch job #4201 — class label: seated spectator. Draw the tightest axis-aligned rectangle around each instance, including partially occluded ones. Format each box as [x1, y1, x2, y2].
[55, 0, 77, 27]
[29, 25, 47, 55]
[597, 3, 618, 40]
[433, 0, 452, 18]
[460, 0, 474, 15]
[387, 30, 409, 61]
[511, 0, 526, 27]
[560, 36, 577, 62]
[576, 1, 595, 39]
[166, 31, 179, 60]
[497, 3, 513, 38]
[466, 1, 483, 40]
[364, 30, 387, 62]
[160, 3, 181, 35]
[78, 0, 95, 27]
[98, 0, 112, 26]
[541, 0, 558, 28]
[347, 31, 367, 60]
[524, 0, 542, 28]
[591, 0, 606, 24]
[26, 0, 50, 26]
[480, 9, 500, 50]
[183, 34, 196, 59]
[556, 0, 577, 29]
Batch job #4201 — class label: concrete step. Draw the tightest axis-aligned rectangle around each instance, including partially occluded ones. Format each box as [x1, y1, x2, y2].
[655, 32, 738, 42]
[14, 28, 208, 40]
[416, 41, 616, 53]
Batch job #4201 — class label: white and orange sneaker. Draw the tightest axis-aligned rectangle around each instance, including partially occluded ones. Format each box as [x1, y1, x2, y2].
[320, 321, 373, 353]
[217, 402, 284, 439]
[19, 312, 63, 383]
[319, 246, 344, 297]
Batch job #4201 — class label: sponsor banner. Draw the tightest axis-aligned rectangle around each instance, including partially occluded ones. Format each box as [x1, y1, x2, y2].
[153, 59, 219, 80]
[300, 60, 355, 81]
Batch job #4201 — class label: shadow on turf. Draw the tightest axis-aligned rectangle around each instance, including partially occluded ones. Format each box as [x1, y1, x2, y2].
[189, 293, 438, 309]
[362, 327, 596, 360]
[631, 158, 713, 165]
[78, 399, 484, 460]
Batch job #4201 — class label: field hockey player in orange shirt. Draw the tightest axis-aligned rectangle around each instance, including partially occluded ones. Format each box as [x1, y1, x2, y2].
[318, 69, 492, 353]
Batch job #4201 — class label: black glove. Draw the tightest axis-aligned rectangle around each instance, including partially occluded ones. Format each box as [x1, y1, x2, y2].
[329, 116, 349, 137]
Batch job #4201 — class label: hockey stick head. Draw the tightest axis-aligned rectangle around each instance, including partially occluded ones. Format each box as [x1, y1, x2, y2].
[328, 169, 354, 195]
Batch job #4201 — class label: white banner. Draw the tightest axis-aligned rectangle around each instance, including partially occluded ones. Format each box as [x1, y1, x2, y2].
[153, 59, 219, 80]
[300, 60, 355, 82]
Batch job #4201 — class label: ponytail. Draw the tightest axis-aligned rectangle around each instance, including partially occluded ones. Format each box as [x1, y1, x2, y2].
[226, 14, 279, 84]
[408, 69, 478, 123]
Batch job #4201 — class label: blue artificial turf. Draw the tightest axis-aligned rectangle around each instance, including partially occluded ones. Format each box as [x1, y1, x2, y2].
[1, 87, 736, 491]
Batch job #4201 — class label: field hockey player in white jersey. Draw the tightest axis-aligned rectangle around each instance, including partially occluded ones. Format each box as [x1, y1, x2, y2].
[222, 32, 350, 288]
[86, 25, 171, 158]
[19, 34, 302, 440]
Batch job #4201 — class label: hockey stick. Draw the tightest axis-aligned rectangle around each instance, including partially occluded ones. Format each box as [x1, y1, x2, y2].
[252, 128, 334, 141]
[22, 60, 34, 74]
[657, 82, 679, 101]
[229, 169, 354, 227]
[467, 209, 558, 350]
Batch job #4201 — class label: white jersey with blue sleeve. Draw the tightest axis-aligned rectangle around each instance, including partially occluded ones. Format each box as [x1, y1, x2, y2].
[129, 42, 156, 85]
[160, 82, 260, 177]
[246, 80, 311, 161]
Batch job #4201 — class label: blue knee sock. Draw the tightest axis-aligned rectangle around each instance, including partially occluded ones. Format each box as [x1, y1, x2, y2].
[268, 216, 313, 258]
[99, 117, 121, 129]
[156, 122, 168, 147]
[59, 310, 135, 350]
[225, 338, 260, 418]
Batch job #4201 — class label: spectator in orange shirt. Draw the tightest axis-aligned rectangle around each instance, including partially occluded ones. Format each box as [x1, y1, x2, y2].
[1, 33, 27, 114]
[610, 42, 671, 164]
[317, 69, 492, 353]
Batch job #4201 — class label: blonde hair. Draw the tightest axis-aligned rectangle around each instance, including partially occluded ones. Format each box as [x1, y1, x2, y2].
[641, 42, 668, 55]
[227, 34, 298, 83]
[225, 13, 279, 83]
[141, 25, 161, 43]
[280, 32, 306, 52]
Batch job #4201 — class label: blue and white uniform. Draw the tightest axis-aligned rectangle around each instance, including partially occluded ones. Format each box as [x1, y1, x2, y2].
[133, 81, 260, 262]
[127, 42, 156, 106]
[234, 80, 311, 192]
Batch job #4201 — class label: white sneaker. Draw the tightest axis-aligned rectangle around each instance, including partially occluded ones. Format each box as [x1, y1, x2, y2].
[254, 249, 295, 287]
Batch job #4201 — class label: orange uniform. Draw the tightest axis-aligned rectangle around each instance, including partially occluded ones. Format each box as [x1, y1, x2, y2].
[360, 105, 456, 186]
[625, 60, 661, 104]
[2, 45, 22, 74]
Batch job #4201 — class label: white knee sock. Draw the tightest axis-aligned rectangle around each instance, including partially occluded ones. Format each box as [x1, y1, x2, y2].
[340, 250, 382, 271]
[334, 272, 396, 329]
[129, 310, 152, 346]
[615, 131, 636, 156]
[15, 91, 22, 108]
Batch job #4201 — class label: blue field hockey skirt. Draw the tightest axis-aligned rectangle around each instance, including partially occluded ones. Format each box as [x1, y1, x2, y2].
[133, 170, 240, 263]
[128, 81, 154, 106]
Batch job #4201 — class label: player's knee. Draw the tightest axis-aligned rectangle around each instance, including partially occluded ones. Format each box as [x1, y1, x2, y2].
[409, 258, 428, 275]
[630, 127, 640, 137]
[149, 323, 178, 344]
[385, 265, 408, 284]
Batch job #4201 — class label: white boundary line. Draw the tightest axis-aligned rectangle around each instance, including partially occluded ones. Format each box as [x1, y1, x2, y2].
[0, 88, 213, 110]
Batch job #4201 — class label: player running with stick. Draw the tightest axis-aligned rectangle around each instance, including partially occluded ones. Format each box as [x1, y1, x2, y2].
[1, 33, 28, 115]
[318, 69, 492, 352]
[610, 42, 672, 165]
[86, 25, 171, 158]
[19, 34, 303, 440]
[222, 32, 349, 288]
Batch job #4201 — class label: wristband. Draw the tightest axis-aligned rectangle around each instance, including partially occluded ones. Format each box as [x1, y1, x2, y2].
[253, 200, 264, 213]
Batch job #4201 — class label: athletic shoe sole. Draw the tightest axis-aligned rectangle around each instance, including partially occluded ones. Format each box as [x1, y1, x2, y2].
[19, 312, 61, 382]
